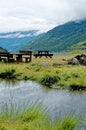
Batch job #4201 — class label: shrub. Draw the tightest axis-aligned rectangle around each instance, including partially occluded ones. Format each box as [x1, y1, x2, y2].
[70, 84, 86, 91]
[0, 126, 7, 130]
[23, 76, 30, 80]
[0, 68, 16, 79]
[40, 74, 60, 87]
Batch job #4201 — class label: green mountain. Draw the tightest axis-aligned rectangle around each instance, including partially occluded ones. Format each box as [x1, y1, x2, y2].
[69, 41, 86, 51]
[23, 20, 86, 53]
[0, 46, 8, 53]
[0, 30, 44, 52]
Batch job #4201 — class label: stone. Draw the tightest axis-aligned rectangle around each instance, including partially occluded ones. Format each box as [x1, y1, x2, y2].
[75, 54, 86, 65]
[82, 58, 86, 65]
[40, 62, 49, 67]
[30, 62, 37, 66]
[68, 58, 80, 65]
[53, 62, 64, 67]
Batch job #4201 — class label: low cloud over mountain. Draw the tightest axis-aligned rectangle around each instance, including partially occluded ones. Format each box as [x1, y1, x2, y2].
[0, 0, 86, 33]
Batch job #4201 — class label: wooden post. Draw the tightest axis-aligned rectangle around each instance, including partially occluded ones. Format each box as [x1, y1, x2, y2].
[16, 54, 23, 62]
[19, 50, 32, 62]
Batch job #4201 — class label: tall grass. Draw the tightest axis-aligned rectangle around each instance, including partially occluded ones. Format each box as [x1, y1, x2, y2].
[53, 115, 80, 130]
[40, 74, 60, 87]
[0, 67, 22, 80]
[0, 68, 16, 79]
[0, 103, 80, 130]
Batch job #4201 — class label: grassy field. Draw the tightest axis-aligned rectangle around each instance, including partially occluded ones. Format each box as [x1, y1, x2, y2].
[0, 54, 86, 90]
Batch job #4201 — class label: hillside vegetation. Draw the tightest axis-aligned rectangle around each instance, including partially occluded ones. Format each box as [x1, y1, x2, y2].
[23, 20, 86, 53]
[0, 30, 44, 52]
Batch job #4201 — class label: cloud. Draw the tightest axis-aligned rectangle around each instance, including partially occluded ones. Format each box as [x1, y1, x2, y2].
[0, 0, 86, 33]
[0, 31, 40, 38]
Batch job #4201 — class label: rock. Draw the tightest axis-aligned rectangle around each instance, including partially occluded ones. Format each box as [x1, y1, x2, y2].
[40, 62, 49, 67]
[68, 58, 80, 65]
[81, 58, 86, 65]
[30, 62, 37, 66]
[62, 58, 67, 61]
[53, 62, 64, 67]
[75, 54, 86, 65]
[75, 55, 81, 61]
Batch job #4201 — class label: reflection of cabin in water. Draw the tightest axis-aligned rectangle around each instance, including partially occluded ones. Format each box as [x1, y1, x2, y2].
[0, 47, 32, 62]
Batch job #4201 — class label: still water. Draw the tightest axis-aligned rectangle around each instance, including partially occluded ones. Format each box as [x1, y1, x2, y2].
[0, 80, 86, 129]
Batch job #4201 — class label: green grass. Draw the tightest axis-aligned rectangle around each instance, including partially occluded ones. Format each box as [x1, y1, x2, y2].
[40, 74, 60, 87]
[0, 68, 17, 79]
[0, 104, 80, 130]
[0, 54, 86, 90]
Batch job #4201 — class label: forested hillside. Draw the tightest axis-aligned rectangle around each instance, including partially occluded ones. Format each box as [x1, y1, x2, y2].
[23, 20, 86, 52]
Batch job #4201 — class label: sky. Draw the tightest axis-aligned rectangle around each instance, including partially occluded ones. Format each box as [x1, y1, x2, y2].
[0, 0, 86, 33]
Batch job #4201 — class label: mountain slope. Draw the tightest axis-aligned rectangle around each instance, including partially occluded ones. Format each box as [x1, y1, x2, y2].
[0, 30, 43, 52]
[0, 46, 8, 53]
[23, 20, 86, 52]
[69, 41, 86, 51]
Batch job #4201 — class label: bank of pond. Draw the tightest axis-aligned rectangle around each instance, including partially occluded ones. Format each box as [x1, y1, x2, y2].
[0, 63, 86, 91]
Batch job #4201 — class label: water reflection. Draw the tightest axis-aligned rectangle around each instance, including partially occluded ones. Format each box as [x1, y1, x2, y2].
[0, 79, 19, 88]
[0, 80, 86, 129]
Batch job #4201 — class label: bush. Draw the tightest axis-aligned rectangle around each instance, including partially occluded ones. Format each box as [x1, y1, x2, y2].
[70, 84, 86, 91]
[0, 126, 7, 130]
[23, 76, 30, 80]
[40, 74, 60, 87]
[0, 68, 16, 79]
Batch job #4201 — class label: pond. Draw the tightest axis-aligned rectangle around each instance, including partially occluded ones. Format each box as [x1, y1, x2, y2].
[0, 80, 86, 129]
